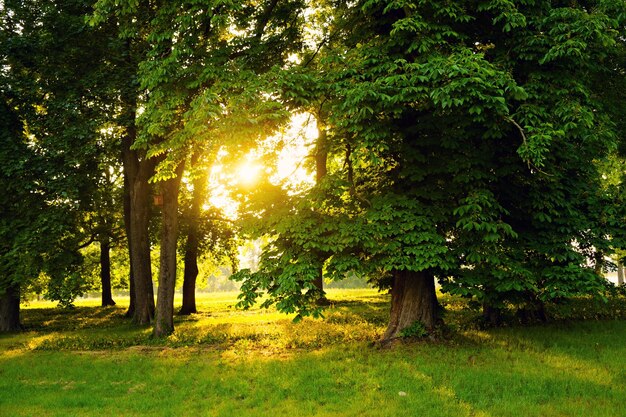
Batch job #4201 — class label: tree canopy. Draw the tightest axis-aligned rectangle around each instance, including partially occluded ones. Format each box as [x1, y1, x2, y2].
[1, 0, 626, 338]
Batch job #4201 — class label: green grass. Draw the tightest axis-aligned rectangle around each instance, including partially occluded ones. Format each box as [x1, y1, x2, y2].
[1, 289, 626, 417]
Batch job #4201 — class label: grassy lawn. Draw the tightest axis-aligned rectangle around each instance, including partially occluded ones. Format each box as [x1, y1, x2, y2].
[1, 289, 625, 417]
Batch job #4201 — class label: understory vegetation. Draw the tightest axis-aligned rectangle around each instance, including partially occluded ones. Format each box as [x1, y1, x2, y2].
[1, 290, 625, 417]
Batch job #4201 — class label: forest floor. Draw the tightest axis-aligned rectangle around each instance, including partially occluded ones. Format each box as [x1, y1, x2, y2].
[1, 289, 625, 417]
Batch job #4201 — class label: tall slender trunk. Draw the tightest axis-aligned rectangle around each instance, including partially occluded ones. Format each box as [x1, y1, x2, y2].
[0, 284, 21, 332]
[618, 261, 624, 286]
[179, 234, 199, 315]
[383, 270, 438, 340]
[122, 113, 156, 325]
[313, 115, 328, 304]
[100, 239, 116, 306]
[154, 163, 184, 337]
[179, 153, 206, 315]
[123, 171, 135, 317]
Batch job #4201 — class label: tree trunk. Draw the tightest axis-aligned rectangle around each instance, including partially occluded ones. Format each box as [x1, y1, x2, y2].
[154, 163, 184, 337]
[122, 118, 156, 325]
[315, 118, 328, 183]
[313, 115, 328, 304]
[100, 239, 116, 306]
[517, 297, 547, 324]
[482, 303, 502, 327]
[128, 160, 156, 325]
[594, 251, 604, 276]
[383, 269, 438, 340]
[123, 170, 135, 317]
[0, 284, 21, 332]
[313, 270, 330, 306]
[618, 261, 624, 286]
[179, 236, 199, 315]
[126, 262, 135, 318]
[179, 153, 205, 315]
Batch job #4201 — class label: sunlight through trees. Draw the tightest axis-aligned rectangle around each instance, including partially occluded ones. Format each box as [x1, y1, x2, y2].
[1, 0, 626, 341]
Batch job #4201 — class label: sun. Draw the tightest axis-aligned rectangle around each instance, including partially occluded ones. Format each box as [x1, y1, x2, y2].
[203, 112, 320, 218]
[236, 161, 263, 186]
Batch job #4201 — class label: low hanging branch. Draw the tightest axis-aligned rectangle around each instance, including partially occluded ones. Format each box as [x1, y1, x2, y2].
[506, 116, 527, 146]
[506, 116, 552, 176]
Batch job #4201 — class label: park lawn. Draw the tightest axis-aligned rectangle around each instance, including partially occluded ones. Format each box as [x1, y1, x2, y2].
[0, 289, 625, 417]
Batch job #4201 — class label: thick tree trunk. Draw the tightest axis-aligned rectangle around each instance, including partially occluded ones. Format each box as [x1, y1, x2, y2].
[100, 239, 116, 306]
[122, 118, 156, 325]
[383, 270, 438, 340]
[128, 161, 156, 324]
[618, 262, 624, 286]
[0, 284, 21, 332]
[179, 153, 205, 315]
[154, 164, 184, 337]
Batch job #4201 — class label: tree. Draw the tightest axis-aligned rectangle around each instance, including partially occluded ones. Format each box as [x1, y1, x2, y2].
[178, 153, 207, 315]
[90, 0, 165, 324]
[234, 0, 626, 338]
[178, 152, 238, 315]
[88, 160, 126, 307]
[93, 0, 305, 336]
[0, 1, 135, 322]
[0, 94, 33, 331]
[0, 0, 129, 328]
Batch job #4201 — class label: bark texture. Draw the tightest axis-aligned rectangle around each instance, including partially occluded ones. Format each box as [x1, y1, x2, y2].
[618, 262, 624, 286]
[383, 270, 438, 340]
[154, 164, 184, 337]
[100, 239, 116, 306]
[122, 124, 156, 325]
[0, 284, 21, 332]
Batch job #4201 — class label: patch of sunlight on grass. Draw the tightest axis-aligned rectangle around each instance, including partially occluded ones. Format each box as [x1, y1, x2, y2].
[462, 327, 616, 387]
[432, 385, 492, 417]
[533, 351, 614, 387]
[25, 333, 61, 350]
[473, 325, 620, 386]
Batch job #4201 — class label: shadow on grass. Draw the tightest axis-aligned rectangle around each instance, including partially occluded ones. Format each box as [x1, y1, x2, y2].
[21, 305, 128, 332]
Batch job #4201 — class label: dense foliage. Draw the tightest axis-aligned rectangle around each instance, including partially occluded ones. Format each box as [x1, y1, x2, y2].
[233, 0, 626, 331]
[1, 0, 120, 309]
[2, 0, 626, 338]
